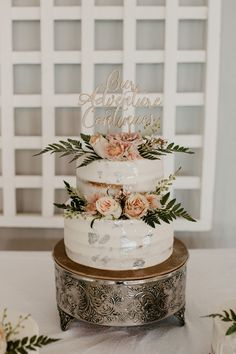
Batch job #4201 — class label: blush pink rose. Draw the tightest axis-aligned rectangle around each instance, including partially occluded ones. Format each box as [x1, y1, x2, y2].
[96, 196, 122, 219]
[124, 193, 149, 219]
[85, 194, 102, 215]
[89, 133, 109, 159]
[124, 145, 141, 160]
[107, 132, 143, 147]
[105, 140, 126, 160]
[146, 194, 161, 209]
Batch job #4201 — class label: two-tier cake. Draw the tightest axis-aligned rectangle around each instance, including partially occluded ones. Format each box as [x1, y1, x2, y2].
[39, 131, 195, 271]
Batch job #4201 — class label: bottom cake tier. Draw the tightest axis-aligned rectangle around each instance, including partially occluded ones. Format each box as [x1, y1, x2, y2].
[64, 216, 174, 270]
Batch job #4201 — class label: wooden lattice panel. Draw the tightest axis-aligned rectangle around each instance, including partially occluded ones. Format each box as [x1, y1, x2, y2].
[0, 0, 221, 230]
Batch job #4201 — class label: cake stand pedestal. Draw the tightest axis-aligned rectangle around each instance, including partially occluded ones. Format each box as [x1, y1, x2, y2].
[53, 238, 188, 330]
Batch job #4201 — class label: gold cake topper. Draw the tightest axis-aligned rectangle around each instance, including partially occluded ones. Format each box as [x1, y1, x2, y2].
[78, 70, 161, 129]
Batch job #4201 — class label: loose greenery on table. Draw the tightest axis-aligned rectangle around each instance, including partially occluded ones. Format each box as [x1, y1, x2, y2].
[6, 335, 59, 354]
[206, 309, 236, 336]
[1, 308, 60, 354]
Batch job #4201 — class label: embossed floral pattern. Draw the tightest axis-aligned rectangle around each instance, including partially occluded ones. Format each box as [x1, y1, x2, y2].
[55, 265, 186, 327]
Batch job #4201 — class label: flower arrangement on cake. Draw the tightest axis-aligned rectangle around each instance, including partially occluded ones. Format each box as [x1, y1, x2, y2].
[37, 131, 193, 167]
[36, 131, 196, 270]
[37, 132, 195, 228]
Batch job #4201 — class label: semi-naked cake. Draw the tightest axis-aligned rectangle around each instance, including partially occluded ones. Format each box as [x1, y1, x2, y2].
[38, 132, 195, 271]
[65, 158, 173, 270]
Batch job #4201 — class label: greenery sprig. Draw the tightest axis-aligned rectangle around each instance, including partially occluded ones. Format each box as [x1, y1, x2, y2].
[138, 139, 193, 160]
[2, 309, 30, 341]
[54, 178, 196, 227]
[1, 308, 60, 354]
[6, 335, 60, 354]
[205, 309, 236, 336]
[35, 133, 193, 167]
[54, 181, 87, 215]
[34, 134, 102, 167]
[142, 191, 196, 228]
[155, 167, 181, 195]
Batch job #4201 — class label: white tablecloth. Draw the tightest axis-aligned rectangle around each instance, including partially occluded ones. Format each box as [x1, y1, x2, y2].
[0, 247, 236, 354]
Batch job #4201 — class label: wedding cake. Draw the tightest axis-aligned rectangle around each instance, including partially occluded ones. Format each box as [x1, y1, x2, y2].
[39, 131, 195, 271]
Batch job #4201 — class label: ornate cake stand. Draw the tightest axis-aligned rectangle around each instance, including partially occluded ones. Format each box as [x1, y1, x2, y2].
[53, 238, 188, 331]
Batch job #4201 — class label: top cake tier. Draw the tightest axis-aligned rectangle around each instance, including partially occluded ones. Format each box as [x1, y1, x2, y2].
[76, 158, 163, 198]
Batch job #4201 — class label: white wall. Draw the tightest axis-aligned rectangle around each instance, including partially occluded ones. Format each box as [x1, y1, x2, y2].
[1, 0, 235, 250]
[176, 0, 236, 248]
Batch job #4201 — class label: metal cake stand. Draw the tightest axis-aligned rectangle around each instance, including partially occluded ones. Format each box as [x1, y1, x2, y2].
[53, 238, 188, 331]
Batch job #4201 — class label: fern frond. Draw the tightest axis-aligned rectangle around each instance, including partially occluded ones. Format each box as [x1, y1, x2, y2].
[54, 181, 86, 214]
[141, 193, 196, 228]
[79, 153, 102, 167]
[34, 137, 102, 168]
[138, 138, 193, 160]
[204, 309, 236, 336]
[6, 335, 60, 353]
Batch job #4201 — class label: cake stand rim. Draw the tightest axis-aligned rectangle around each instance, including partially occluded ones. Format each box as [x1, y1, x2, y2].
[53, 237, 189, 281]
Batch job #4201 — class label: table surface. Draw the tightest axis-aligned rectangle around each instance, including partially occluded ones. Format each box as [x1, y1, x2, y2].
[1, 247, 236, 354]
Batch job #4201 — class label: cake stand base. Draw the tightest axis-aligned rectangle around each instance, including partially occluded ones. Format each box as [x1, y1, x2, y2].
[53, 238, 188, 330]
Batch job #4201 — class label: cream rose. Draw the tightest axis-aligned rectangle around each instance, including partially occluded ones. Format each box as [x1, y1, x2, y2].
[96, 196, 122, 219]
[105, 140, 126, 160]
[89, 133, 109, 159]
[124, 145, 141, 160]
[0, 324, 6, 354]
[85, 194, 102, 215]
[146, 194, 161, 209]
[124, 193, 149, 219]
[108, 132, 143, 146]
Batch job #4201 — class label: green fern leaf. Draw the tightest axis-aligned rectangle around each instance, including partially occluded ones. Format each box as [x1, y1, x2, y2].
[160, 192, 170, 206]
[79, 154, 102, 167]
[166, 198, 176, 209]
[226, 323, 236, 335]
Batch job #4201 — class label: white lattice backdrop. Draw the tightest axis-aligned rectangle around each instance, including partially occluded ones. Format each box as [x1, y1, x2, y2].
[0, 0, 221, 230]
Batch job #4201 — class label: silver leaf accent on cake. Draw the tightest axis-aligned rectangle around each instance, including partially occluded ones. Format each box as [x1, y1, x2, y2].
[101, 256, 111, 265]
[97, 170, 103, 179]
[88, 232, 99, 244]
[142, 233, 154, 246]
[114, 171, 123, 183]
[123, 184, 133, 192]
[133, 259, 145, 269]
[91, 255, 100, 262]
[121, 236, 137, 250]
[112, 220, 122, 228]
[99, 234, 110, 244]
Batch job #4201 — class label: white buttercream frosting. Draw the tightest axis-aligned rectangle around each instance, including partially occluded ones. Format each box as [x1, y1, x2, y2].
[77, 158, 163, 185]
[64, 216, 174, 270]
[76, 158, 163, 198]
